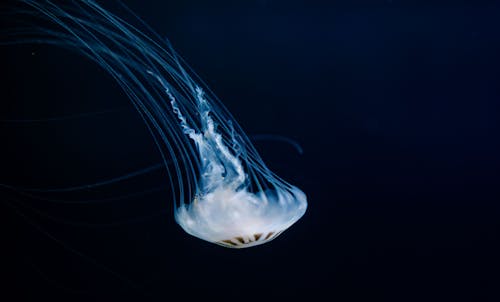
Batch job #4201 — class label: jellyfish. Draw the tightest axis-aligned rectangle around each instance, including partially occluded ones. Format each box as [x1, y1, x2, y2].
[2, 0, 307, 248]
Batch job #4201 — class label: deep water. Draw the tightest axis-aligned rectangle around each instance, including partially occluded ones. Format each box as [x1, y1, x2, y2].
[1, 0, 499, 301]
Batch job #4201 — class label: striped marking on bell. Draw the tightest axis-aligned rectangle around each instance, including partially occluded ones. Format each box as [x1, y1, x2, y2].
[217, 231, 285, 248]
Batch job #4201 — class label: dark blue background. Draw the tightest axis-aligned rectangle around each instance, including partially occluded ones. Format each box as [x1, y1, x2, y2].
[1, 0, 499, 300]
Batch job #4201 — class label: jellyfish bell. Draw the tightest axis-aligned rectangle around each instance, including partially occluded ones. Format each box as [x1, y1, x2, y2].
[4, 0, 308, 248]
[178, 187, 307, 248]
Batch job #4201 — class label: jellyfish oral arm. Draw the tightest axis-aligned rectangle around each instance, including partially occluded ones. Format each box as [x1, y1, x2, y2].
[150, 72, 307, 248]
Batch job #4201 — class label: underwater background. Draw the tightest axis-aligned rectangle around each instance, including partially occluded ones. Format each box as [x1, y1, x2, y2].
[1, 0, 499, 300]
